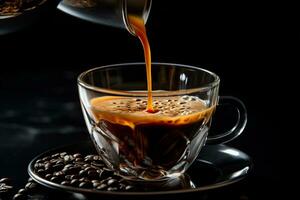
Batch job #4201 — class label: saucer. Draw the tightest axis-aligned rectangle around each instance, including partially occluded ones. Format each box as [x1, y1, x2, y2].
[28, 141, 252, 197]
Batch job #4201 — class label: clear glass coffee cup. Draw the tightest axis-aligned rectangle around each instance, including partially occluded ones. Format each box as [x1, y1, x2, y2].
[78, 63, 247, 181]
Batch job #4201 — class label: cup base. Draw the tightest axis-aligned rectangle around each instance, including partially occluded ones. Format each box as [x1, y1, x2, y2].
[118, 172, 195, 190]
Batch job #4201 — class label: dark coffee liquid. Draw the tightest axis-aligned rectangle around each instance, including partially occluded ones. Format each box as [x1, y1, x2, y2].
[91, 96, 215, 179]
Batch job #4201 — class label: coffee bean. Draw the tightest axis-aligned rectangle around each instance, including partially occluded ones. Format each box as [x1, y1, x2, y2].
[79, 178, 88, 182]
[0, 183, 13, 193]
[42, 156, 50, 161]
[54, 171, 65, 178]
[36, 159, 42, 163]
[17, 188, 27, 195]
[65, 175, 72, 180]
[85, 155, 94, 161]
[64, 164, 73, 169]
[93, 155, 101, 160]
[34, 163, 44, 169]
[87, 170, 98, 179]
[119, 183, 126, 190]
[107, 187, 118, 191]
[50, 176, 61, 183]
[0, 178, 11, 184]
[79, 170, 87, 177]
[64, 155, 74, 163]
[93, 182, 100, 188]
[13, 193, 27, 200]
[96, 183, 107, 190]
[83, 164, 90, 168]
[51, 153, 60, 158]
[79, 181, 92, 188]
[25, 182, 37, 192]
[70, 179, 79, 186]
[70, 175, 79, 180]
[107, 179, 118, 186]
[83, 167, 93, 172]
[61, 181, 70, 186]
[37, 169, 45, 176]
[75, 158, 83, 162]
[45, 174, 52, 180]
[60, 152, 67, 157]
[52, 164, 64, 171]
[125, 185, 134, 191]
[55, 159, 64, 165]
[44, 162, 52, 169]
[73, 153, 82, 158]
[28, 177, 33, 182]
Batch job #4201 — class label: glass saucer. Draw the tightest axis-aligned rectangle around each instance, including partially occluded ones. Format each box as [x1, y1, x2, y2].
[28, 141, 252, 197]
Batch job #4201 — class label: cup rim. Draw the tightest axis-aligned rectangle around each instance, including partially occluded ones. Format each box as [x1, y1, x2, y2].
[77, 62, 220, 96]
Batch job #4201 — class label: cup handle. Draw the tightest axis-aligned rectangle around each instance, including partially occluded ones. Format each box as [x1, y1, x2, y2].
[206, 96, 247, 144]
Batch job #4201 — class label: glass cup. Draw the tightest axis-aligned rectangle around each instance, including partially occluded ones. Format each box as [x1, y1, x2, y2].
[78, 63, 247, 181]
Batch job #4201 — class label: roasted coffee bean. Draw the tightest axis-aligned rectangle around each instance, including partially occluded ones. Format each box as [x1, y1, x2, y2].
[79, 181, 92, 188]
[65, 175, 72, 180]
[73, 153, 82, 158]
[54, 171, 65, 178]
[0, 183, 13, 193]
[93, 182, 101, 188]
[50, 176, 61, 183]
[107, 179, 118, 186]
[25, 182, 37, 192]
[0, 178, 11, 184]
[93, 155, 101, 160]
[13, 193, 27, 200]
[37, 169, 45, 176]
[83, 164, 90, 168]
[75, 158, 83, 162]
[79, 178, 89, 182]
[79, 170, 87, 177]
[44, 162, 52, 169]
[83, 167, 93, 172]
[70, 175, 79, 180]
[107, 187, 118, 191]
[45, 174, 52, 180]
[42, 156, 50, 161]
[60, 152, 67, 157]
[70, 179, 79, 186]
[87, 170, 98, 179]
[96, 183, 108, 190]
[64, 164, 73, 169]
[64, 155, 74, 163]
[119, 183, 126, 190]
[17, 188, 27, 195]
[34, 163, 44, 169]
[84, 155, 94, 161]
[28, 178, 33, 182]
[51, 153, 60, 158]
[50, 159, 58, 164]
[125, 185, 134, 191]
[52, 164, 64, 171]
[55, 159, 64, 165]
[35, 159, 42, 163]
[61, 181, 70, 186]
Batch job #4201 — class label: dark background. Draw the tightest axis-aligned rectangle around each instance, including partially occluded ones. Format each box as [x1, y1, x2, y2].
[0, 1, 281, 199]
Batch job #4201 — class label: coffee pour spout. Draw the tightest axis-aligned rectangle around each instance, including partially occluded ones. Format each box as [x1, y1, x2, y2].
[0, 0, 152, 35]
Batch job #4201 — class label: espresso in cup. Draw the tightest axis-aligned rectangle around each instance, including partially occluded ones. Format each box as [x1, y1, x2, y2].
[90, 96, 215, 179]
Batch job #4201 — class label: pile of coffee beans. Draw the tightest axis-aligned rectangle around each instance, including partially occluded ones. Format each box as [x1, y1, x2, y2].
[0, 177, 38, 200]
[33, 152, 135, 192]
